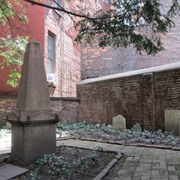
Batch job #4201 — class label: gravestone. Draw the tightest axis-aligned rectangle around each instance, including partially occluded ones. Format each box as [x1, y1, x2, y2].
[112, 115, 126, 130]
[165, 110, 180, 135]
[7, 41, 59, 161]
[132, 123, 142, 132]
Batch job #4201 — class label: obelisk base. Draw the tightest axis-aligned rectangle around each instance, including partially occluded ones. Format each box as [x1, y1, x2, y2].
[11, 123, 56, 161]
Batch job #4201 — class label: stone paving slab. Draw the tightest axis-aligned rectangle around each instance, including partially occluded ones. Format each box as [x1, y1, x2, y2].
[0, 164, 29, 180]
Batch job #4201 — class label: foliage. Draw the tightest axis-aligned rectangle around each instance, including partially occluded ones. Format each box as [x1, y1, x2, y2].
[56, 122, 179, 146]
[75, 0, 180, 55]
[57, 121, 87, 130]
[29, 149, 100, 179]
[0, 0, 28, 34]
[35, 153, 71, 178]
[0, 36, 28, 87]
[0, 0, 29, 87]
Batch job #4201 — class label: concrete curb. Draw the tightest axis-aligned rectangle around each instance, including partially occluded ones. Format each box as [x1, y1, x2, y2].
[57, 136, 180, 151]
[93, 153, 122, 180]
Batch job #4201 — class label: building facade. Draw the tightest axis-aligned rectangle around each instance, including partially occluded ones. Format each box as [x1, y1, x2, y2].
[0, 0, 97, 97]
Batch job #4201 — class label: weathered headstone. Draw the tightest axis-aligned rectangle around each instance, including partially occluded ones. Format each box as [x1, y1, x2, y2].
[107, 124, 113, 129]
[165, 110, 180, 135]
[132, 123, 142, 132]
[58, 118, 67, 125]
[112, 115, 126, 130]
[7, 41, 59, 161]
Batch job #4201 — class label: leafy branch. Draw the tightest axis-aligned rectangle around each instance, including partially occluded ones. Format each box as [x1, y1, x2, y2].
[0, 36, 29, 87]
[0, 0, 29, 87]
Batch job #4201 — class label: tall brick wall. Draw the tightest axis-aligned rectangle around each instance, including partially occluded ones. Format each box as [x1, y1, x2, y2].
[81, 15, 180, 80]
[77, 63, 180, 131]
[0, 96, 80, 124]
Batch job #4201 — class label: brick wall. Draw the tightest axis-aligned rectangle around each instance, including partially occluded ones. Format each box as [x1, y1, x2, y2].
[51, 97, 80, 124]
[0, 96, 17, 112]
[77, 63, 180, 131]
[154, 70, 180, 130]
[0, 96, 80, 124]
[81, 16, 180, 80]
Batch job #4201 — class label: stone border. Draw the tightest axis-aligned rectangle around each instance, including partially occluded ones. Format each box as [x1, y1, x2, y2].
[93, 153, 122, 180]
[57, 136, 180, 151]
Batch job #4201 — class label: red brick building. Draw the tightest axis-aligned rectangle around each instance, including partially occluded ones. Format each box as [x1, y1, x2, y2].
[0, 0, 97, 97]
[0, 0, 45, 95]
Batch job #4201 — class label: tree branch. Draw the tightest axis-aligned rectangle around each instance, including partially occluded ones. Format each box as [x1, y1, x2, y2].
[24, 0, 92, 19]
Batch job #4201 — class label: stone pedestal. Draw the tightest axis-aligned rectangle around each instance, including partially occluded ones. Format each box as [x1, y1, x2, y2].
[11, 123, 56, 161]
[8, 110, 58, 161]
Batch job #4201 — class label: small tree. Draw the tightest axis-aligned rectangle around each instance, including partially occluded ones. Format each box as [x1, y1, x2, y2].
[0, 0, 28, 87]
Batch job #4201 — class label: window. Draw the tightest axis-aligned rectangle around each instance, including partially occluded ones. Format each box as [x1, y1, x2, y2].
[47, 33, 55, 73]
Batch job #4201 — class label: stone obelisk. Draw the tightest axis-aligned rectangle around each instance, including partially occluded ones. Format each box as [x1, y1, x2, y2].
[7, 41, 59, 161]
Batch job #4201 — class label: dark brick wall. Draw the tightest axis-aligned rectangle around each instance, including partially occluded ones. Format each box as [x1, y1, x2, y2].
[0, 96, 17, 112]
[51, 97, 80, 124]
[77, 67, 180, 131]
[78, 76, 144, 129]
[154, 70, 180, 130]
[0, 96, 80, 124]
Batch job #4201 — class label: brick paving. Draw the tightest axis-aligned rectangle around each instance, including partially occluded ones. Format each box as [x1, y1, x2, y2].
[57, 139, 180, 180]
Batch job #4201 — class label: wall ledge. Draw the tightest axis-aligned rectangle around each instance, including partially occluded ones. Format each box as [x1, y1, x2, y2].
[0, 95, 80, 102]
[78, 62, 180, 85]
